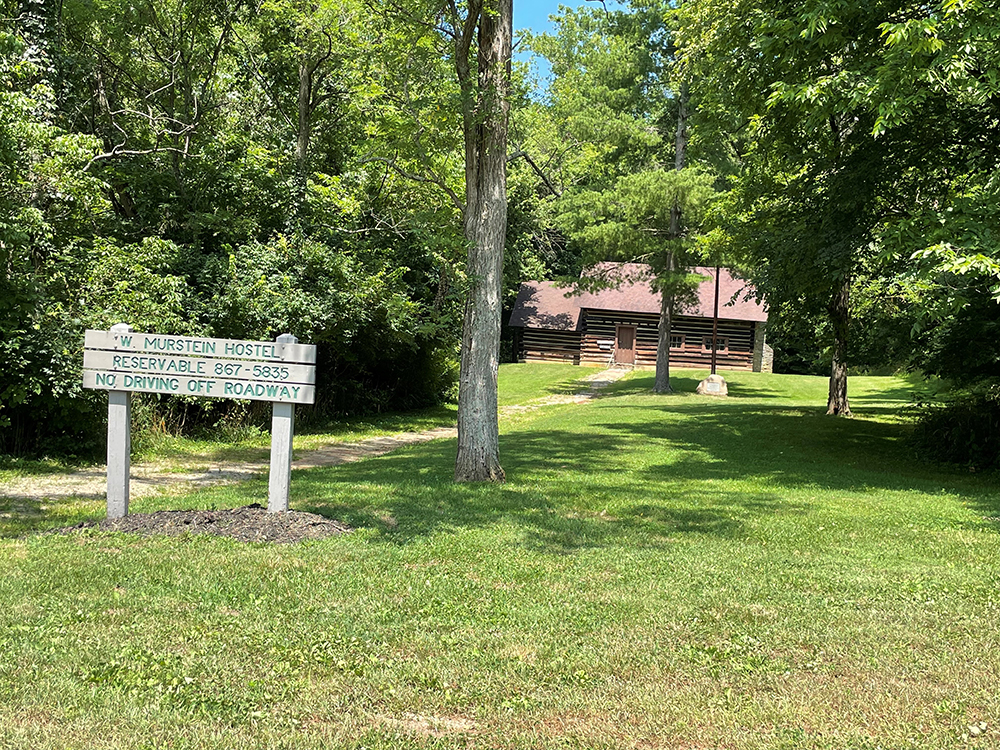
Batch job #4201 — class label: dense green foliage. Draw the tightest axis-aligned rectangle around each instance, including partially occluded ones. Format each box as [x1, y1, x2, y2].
[912, 382, 1000, 472]
[1, 0, 471, 455]
[677, 0, 1000, 382]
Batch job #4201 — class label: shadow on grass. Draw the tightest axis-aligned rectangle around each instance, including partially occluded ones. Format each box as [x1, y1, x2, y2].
[0, 494, 106, 538]
[600, 372, 794, 401]
[593, 405, 916, 489]
[848, 384, 927, 406]
[7, 377, 997, 544]
[584, 397, 1000, 523]
[291, 394, 998, 548]
[288, 432, 802, 554]
[0, 455, 99, 475]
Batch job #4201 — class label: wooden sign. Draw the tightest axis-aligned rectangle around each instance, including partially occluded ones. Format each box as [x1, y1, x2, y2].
[83, 330, 316, 405]
[83, 330, 317, 363]
[82, 370, 315, 404]
[82, 350, 316, 383]
[83, 326, 317, 519]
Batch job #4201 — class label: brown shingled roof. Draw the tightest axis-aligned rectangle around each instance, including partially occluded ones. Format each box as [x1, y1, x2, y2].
[508, 280, 583, 331]
[686, 266, 768, 322]
[508, 263, 767, 330]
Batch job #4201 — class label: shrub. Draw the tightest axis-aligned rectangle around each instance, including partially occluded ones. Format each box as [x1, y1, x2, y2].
[910, 383, 1000, 472]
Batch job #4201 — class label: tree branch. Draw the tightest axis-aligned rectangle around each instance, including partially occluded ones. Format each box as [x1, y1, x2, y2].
[231, 25, 296, 130]
[508, 148, 562, 196]
[358, 155, 465, 213]
[584, 0, 611, 19]
[83, 146, 194, 172]
[376, 1, 456, 40]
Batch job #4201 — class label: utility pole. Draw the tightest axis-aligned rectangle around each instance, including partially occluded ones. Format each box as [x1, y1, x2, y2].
[710, 265, 720, 375]
[697, 266, 728, 397]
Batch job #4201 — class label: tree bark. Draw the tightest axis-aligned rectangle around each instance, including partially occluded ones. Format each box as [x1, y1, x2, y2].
[297, 60, 313, 176]
[826, 275, 852, 416]
[654, 84, 688, 393]
[293, 57, 316, 230]
[454, 0, 511, 482]
[653, 251, 675, 393]
[673, 84, 689, 174]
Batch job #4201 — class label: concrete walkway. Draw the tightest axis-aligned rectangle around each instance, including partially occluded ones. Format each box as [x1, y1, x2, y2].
[0, 368, 628, 503]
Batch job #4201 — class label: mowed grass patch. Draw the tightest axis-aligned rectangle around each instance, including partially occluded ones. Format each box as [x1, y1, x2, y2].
[497, 361, 602, 406]
[1, 368, 999, 749]
[124, 363, 599, 470]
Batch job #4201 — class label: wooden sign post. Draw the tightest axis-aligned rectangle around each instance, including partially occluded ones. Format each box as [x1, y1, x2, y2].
[268, 333, 298, 513]
[106, 323, 133, 519]
[83, 326, 317, 517]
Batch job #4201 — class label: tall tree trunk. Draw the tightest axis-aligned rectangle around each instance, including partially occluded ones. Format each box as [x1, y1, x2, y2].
[673, 84, 689, 174]
[654, 85, 688, 394]
[454, 0, 511, 482]
[297, 60, 312, 175]
[826, 275, 852, 416]
[293, 58, 315, 232]
[654, 251, 675, 393]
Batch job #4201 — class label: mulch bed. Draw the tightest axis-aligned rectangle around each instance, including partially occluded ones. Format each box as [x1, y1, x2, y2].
[50, 503, 351, 544]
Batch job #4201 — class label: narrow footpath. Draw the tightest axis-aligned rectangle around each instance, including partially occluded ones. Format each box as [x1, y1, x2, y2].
[0, 368, 629, 503]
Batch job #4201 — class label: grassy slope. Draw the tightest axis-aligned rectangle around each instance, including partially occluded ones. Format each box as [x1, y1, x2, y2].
[1, 367, 998, 749]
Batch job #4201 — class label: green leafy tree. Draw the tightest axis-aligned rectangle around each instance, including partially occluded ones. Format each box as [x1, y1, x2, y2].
[556, 167, 716, 389]
[872, 2, 1000, 364]
[1, 0, 474, 454]
[530, 2, 716, 392]
[0, 2, 112, 453]
[680, 0, 1000, 414]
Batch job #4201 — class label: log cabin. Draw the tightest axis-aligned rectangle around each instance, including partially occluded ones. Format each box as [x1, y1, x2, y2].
[508, 263, 773, 372]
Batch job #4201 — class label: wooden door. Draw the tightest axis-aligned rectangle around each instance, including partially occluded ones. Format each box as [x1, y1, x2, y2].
[615, 325, 636, 365]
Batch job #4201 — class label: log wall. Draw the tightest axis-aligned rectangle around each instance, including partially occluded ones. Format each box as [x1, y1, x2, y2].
[519, 328, 582, 364]
[518, 312, 759, 370]
[580, 311, 660, 367]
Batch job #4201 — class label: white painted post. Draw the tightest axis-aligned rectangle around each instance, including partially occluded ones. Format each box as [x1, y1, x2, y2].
[107, 323, 133, 518]
[268, 333, 298, 513]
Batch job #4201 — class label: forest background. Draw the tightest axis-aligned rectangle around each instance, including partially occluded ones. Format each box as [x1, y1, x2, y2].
[2, 0, 999, 463]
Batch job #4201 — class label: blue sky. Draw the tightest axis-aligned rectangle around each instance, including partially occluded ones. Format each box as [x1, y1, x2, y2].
[514, 1, 626, 35]
[513, 0, 567, 77]
[512, 1, 563, 89]
[513, 2, 565, 36]
[513, 1, 626, 87]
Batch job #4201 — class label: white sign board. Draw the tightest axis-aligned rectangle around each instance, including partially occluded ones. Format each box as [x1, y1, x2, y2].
[82, 370, 314, 404]
[84, 330, 316, 363]
[82, 350, 316, 383]
[83, 330, 316, 405]
[83, 326, 317, 519]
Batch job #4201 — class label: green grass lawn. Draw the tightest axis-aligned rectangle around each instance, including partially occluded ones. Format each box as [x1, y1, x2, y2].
[497, 361, 601, 406]
[1, 366, 998, 749]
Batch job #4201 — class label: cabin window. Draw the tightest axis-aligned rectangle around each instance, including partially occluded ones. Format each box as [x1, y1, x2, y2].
[703, 336, 728, 352]
[669, 334, 685, 349]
